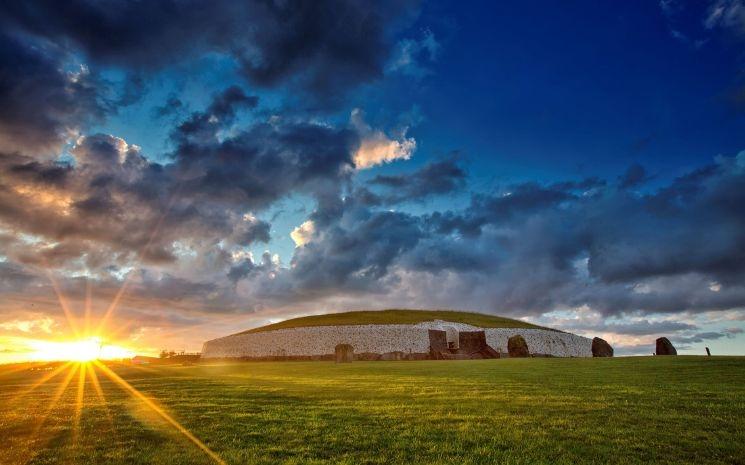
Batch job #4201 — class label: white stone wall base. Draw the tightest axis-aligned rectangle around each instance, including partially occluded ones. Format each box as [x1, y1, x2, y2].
[202, 320, 592, 359]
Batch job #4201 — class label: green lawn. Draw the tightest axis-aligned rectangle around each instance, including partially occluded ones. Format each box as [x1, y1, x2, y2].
[239, 309, 555, 334]
[1, 357, 744, 465]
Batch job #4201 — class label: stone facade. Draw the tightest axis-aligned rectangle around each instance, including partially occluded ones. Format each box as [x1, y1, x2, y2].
[201, 319, 592, 359]
[484, 328, 591, 358]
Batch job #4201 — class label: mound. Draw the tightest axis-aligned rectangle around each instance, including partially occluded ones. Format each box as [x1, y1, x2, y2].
[202, 309, 593, 360]
[235, 309, 555, 335]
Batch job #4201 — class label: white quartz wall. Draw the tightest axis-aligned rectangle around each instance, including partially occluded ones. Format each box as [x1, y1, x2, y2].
[202, 324, 432, 358]
[202, 320, 593, 358]
[485, 328, 592, 357]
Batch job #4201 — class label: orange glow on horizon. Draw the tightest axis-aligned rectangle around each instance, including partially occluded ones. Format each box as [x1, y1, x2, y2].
[26, 336, 136, 362]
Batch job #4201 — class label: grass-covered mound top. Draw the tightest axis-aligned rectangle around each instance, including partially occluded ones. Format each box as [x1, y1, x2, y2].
[236, 309, 556, 335]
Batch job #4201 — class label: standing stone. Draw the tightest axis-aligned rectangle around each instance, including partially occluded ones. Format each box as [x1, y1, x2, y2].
[428, 329, 448, 359]
[507, 335, 530, 358]
[458, 331, 500, 359]
[655, 337, 677, 356]
[335, 344, 354, 363]
[591, 337, 614, 357]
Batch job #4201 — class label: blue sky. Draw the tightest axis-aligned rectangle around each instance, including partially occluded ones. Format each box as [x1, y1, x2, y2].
[0, 0, 744, 359]
[93, 0, 745, 260]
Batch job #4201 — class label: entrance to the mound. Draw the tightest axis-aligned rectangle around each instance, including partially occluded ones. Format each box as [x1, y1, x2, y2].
[335, 344, 354, 363]
[444, 326, 459, 349]
[428, 329, 499, 360]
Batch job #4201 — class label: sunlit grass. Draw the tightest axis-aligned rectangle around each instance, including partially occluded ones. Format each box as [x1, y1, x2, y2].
[1, 357, 743, 465]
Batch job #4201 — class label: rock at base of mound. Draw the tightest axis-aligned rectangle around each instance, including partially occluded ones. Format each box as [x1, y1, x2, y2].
[507, 335, 530, 357]
[591, 337, 614, 357]
[458, 331, 501, 359]
[655, 337, 677, 356]
[335, 343, 354, 363]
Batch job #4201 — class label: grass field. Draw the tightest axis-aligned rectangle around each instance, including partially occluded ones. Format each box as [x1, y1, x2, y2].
[1, 357, 744, 465]
[239, 309, 554, 334]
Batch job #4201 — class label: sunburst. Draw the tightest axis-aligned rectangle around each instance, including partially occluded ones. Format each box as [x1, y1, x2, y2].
[10, 274, 226, 464]
[8, 183, 225, 463]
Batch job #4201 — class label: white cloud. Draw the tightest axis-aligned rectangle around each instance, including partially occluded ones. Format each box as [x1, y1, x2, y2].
[290, 220, 315, 247]
[705, 0, 745, 36]
[351, 108, 416, 169]
[386, 29, 440, 78]
[354, 134, 416, 169]
[0, 317, 56, 334]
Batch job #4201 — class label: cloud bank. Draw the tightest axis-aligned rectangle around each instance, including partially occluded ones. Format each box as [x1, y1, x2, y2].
[0, 0, 743, 356]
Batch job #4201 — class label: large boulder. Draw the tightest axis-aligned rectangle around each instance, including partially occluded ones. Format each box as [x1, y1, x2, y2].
[458, 331, 500, 359]
[655, 337, 677, 356]
[334, 344, 354, 363]
[591, 337, 614, 357]
[507, 335, 530, 358]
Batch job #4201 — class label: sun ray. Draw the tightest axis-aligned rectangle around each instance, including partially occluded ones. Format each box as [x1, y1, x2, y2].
[45, 269, 81, 339]
[0, 361, 50, 379]
[32, 363, 79, 436]
[72, 362, 87, 446]
[153, 312, 259, 341]
[84, 278, 92, 337]
[87, 363, 113, 427]
[102, 318, 135, 341]
[94, 361, 226, 465]
[95, 276, 132, 337]
[9, 362, 74, 405]
[95, 182, 183, 337]
[14, 364, 79, 465]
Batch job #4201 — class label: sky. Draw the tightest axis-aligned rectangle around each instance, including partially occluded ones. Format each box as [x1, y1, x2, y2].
[0, 0, 744, 362]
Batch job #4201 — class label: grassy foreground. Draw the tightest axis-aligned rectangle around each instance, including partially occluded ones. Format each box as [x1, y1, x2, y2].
[1, 357, 744, 465]
[240, 309, 554, 334]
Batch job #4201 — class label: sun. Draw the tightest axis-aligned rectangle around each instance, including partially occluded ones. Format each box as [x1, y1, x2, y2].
[63, 337, 102, 361]
[30, 337, 101, 362]
[28, 336, 133, 362]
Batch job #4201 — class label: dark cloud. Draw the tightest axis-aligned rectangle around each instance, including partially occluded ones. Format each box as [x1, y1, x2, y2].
[0, 0, 417, 101]
[673, 330, 736, 344]
[230, 217, 271, 247]
[116, 73, 147, 106]
[0, 0, 743, 344]
[0, 124, 274, 273]
[0, 83, 355, 287]
[367, 158, 466, 204]
[585, 319, 697, 336]
[289, 209, 422, 293]
[0, 31, 106, 155]
[0, 261, 37, 291]
[400, 236, 494, 273]
[425, 179, 590, 238]
[618, 163, 651, 189]
[152, 94, 185, 119]
[170, 90, 357, 209]
[228, 251, 275, 284]
[588, 161, 745, 285]
[226, 153, 745, 320]
[235, 0, 415, 98]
